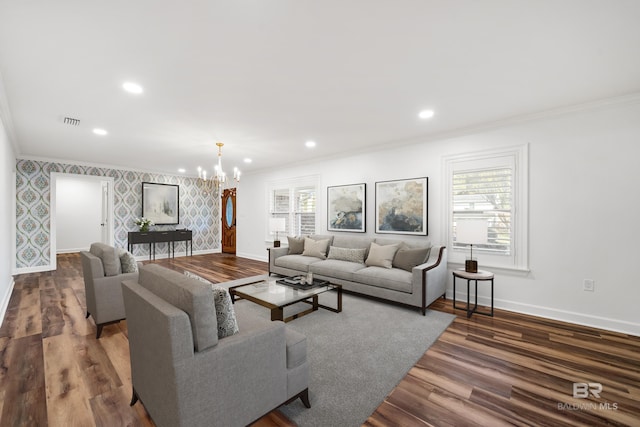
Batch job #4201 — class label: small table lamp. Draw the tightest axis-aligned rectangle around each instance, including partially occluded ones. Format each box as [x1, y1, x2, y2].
[456, 219, 488, 273]
[269, 218, 286, 247]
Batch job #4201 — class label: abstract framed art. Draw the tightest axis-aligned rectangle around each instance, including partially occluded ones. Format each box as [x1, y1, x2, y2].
[327, 183, 366, 232]
[142, 182, 180, 225]
[375, 177, 428, 235]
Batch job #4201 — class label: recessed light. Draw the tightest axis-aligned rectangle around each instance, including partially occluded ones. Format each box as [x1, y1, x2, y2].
[122, 81, 143, 94]
[305, 140, 316, 148]
[418, 109, 435, 119]
[178, 168, 186, 173]
[243, 158, 252, 163]
[93, 128, 108, 136]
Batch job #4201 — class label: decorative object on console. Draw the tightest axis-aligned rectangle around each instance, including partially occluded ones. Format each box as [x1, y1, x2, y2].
[456, 219, 488, 273]
[375, 177, 428, 235]
[142, 182, 179, 225]
[327, 183, 366, 232]
[197, 141, 240, 191]
[134, 217, 153, 232]
[269, 217, 286, 247]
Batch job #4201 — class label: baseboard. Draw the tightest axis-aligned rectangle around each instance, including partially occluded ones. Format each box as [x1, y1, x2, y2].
[450, 291, 640, 337]
[14, 264, 55, 275]
[236, 251, 268, 263]
[0, 275, 15, 326]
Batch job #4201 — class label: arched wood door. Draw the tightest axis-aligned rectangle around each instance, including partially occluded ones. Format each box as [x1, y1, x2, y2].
[222, 188, 236, 253]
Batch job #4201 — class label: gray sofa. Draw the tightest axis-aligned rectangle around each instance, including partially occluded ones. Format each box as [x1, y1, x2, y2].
[269, 234, 447, 314]
[122, 264, 310, 427]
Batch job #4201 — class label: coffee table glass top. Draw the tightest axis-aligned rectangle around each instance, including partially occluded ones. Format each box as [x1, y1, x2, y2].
[232, 277, 335, 306]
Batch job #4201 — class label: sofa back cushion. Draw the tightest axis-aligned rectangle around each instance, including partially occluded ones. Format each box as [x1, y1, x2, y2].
[89, 243, 122, 276]
[139, 264, 218, 351]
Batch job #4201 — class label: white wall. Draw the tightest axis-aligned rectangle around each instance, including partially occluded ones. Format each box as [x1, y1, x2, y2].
[55, 175, 103, 253]
[238, 100, 640, 336]
[0, 119, 16, 322]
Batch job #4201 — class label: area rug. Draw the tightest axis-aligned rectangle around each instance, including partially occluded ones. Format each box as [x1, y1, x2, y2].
[232, 292, 455, 427]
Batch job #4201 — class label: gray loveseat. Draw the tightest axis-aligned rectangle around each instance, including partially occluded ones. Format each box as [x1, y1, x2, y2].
[268, 234, 447, 315]
[122, 264, 310, 427]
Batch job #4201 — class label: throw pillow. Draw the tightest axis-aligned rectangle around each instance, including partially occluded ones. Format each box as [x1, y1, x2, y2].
[393, 247, 431, 272]
[302, 237, 330, 259]
[365, 242, 399, 269]
[327, 246, 367, 264]
[287, 236, 305, 254]
[89, 242, 122, 276]
[118, 249, 139, 273]
[183, 270, 239, 338]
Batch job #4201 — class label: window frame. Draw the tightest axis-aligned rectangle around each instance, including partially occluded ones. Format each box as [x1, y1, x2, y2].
[266, 175, 320, 243]
[442, 144, 529, 272]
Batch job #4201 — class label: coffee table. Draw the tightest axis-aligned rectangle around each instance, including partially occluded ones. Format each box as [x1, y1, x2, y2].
[228, 275, 342, 322]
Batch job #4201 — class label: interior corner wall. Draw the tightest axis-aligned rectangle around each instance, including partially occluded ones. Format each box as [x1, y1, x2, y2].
[0, 119, 16, 321]
[237, 101, 640, 336]
[15, 160, 220, 272]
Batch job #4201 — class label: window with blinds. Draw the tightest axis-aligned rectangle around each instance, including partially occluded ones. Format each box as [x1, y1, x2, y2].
[452, 167, 512, 255]
[269, 183, 317, 237]
[444, 144, 529, 271]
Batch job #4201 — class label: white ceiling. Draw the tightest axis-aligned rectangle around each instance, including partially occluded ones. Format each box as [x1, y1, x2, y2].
[1, 1, 639, 176]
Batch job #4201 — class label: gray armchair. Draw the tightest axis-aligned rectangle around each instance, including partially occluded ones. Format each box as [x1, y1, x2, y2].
[121, 264, 310, 427]
[81, 243, 138, 338]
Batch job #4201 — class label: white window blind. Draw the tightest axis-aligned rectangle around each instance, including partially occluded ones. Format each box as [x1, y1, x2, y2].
[268, 177, 318, 238]
[453, 167, 512, 255]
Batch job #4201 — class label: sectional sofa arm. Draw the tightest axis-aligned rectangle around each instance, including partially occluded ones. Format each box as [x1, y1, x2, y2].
[412, 246, 448, 315]
[268, 247, 290, 273]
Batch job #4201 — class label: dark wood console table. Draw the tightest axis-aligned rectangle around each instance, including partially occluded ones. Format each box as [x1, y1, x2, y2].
[128, 230, 193, 260]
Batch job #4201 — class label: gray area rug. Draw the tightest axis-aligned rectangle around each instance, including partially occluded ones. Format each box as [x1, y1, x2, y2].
[232, 292, 455, 427]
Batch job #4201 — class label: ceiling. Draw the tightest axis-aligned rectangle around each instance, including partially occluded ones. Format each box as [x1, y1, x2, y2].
[1, 1, 639, 176]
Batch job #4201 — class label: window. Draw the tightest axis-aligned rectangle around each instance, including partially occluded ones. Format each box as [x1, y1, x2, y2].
[268, 176, 318, 240]
[443, 144, 528, 271]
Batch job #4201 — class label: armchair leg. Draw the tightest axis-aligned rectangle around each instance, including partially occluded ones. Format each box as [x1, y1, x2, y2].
[86, 311, 90, 319]
[300, 388, 311, 408]
[96, 324, 103, 339]
[130, 388, 139, 406]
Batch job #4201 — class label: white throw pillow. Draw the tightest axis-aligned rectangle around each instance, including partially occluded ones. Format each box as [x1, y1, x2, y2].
[365, 242, 399, 269]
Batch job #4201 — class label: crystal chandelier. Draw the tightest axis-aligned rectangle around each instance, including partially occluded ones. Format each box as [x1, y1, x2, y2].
[198, 142, 240, 191]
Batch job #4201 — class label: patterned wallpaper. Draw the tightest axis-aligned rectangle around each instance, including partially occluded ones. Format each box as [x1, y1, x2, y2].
[15, 159, 219, 269]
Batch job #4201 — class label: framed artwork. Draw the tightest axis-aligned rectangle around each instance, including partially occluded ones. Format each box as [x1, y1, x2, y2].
[327, 183, 366, 232]
[142, 182, 179, 225]
[375, 177, 428, 235]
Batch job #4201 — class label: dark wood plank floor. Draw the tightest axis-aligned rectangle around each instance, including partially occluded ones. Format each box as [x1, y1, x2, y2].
[1, 253, 639, 426]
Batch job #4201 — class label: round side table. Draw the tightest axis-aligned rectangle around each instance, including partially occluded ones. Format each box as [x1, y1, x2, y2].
[452, 269, 494, 318]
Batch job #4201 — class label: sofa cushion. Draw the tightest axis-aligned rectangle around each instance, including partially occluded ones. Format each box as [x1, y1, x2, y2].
[90, 242, 122, 276]
[139, 264, 218, 351]
[365, 242, 399, 269]
[118, 249, 139, 273]
[302, 237, 330, 259]
[327, 246, 367, 264]
[184, 270, 239, 338]
[275, 254, 324, 272]
[310, 259, 366, 281]
[354, 266, 413, 293]
[287, 236, 305, 254]
[393, 247, 431, 272]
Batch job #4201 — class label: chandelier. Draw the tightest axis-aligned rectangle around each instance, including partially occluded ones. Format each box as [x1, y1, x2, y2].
[198, 142, 240, 191]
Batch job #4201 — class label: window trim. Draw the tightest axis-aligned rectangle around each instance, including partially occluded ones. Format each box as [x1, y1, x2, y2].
[442, 144, 529, 272]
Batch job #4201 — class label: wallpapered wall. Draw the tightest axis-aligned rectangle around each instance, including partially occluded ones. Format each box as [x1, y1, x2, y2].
[15, 159, 219, 269]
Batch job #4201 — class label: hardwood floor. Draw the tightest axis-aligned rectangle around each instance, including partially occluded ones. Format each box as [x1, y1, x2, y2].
[2, 253, 639, 426]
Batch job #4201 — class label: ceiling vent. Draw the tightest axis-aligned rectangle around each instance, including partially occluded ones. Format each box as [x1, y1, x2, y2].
[63, 116, 81, 126]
